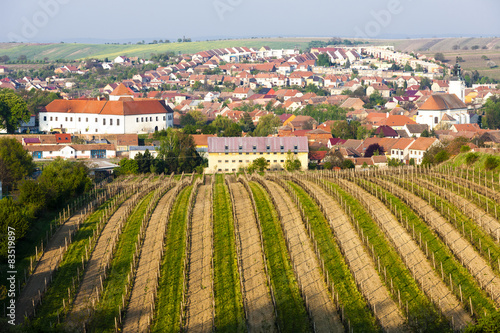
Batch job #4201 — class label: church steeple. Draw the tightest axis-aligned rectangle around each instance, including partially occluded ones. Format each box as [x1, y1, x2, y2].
[449, 57, 465, 103]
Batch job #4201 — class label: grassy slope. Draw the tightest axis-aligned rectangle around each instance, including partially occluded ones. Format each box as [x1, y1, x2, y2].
[213, 175, 245, 333]
[249, 182, 310, 333]
[90, 192, 154, 332]
[152, 185, 192, 333]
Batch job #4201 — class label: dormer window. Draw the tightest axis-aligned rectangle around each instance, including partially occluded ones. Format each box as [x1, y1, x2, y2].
[294, 145, 298, 150]
[266, 145, 270, 150]
[225, 145, 229, 150]
[280, 145, 284, 150]
[253, 145, 257, 150]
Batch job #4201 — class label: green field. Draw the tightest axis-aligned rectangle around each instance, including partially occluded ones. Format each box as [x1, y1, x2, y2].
[2, 37, 499, 63]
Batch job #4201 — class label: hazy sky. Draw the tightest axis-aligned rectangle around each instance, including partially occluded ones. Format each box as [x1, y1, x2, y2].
[1, 0, 499, 43]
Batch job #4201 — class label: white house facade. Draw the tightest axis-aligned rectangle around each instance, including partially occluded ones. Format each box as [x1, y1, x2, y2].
[415, 94, 470, 130]
[39, 99, 174, 134]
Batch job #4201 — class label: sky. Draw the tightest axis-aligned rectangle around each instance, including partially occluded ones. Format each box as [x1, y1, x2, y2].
[1, 0, 500, 43]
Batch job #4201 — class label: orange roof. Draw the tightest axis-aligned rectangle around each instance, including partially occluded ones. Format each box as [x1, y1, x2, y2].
[378, 115, 416, 127]
[452, 123, 480, 132]
[391, 138, 415, 150]
[192, 134, 216, 147]
[419, 94, 466, 110]
[109, 83, 135, 96]
[43, 99, 172, 116]
[409, 137, 438, 151]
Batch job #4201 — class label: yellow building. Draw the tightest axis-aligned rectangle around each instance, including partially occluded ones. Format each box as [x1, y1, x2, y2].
[206, 137, 309, 173]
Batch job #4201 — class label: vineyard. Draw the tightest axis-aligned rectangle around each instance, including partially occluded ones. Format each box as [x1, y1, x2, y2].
[11, 166, 500, 332]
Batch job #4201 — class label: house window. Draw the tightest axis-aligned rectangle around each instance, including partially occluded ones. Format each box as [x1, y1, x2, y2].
[78, 117, 81, 122]
[281, 160, 284, 163]
[141, 117, 144, 122]
[70, 117, 73, 122]
[44, 116, 47, 121]
[117, 119, 120, 126]
[232, 160, 235, 163]
[95, 129, 98, 133]
[218, 160, 222, 163]
[103, 119, 106, 125]
[110, 119, 113, 126]
[86, 118, 88, 122]
[294, 145, 298, 150]
[95, 118, 98, 122]
[55, 117, 58, 121]
[253, 145, 257, 150]
[266, 145, 270, 150]
[156, 116, 158, 121]
[163, 116, 166, 121]
[239, 160, 242, 163]
[225, 145, 229, 150]
[65, 117, 68, 121]
[150, 117, 152, 122]
[434, 117, 438, 124]
[50, 117, 53, 121]
[136, 118, 139, 123]
[82, 151, 85, 153]
[280, 145, 284, 150]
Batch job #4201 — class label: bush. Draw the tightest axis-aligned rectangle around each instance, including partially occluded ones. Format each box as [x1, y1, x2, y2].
[465, 152, 480, 165]
[342, 159, 355, 169]
[484, 156, 499, 170]
[460, 145, 471, 153]
[434, 150, 450, 163]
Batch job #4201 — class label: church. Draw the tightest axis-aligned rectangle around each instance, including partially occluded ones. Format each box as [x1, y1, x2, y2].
[415, 60, 470, 130]
[39, 84, 174, 134]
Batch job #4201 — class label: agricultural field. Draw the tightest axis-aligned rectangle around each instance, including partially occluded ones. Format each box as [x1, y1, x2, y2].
[1, 36, 498, 62]
[8, 165, 500, 332]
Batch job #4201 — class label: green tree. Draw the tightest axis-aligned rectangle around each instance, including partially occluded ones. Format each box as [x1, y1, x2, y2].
[0, 90, 30, 133]
[238, 112, 256, 133]
[0, 198, 33, 258]
[118, 158, 138, 174]
[251, 157, 269, 172]
[434, 53, 445, 62]
[0, 138, 35, 193]
[253, 114, 281, 137]
[284, 151, 302, 171]
[404, 63, 413, 72]
[419, 77, 432, 90]
[342, 159, 355, 169]
[157, 128, 202, 174]
[482, 95, 500, 129]
[222, 122, 242, 137]
[37, 159, 91, 209]
[484, 156, 499, 170]
[316, 53, 331, 67]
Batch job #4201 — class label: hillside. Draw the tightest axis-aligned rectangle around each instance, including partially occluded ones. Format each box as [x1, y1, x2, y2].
[1, 37, 499, 62]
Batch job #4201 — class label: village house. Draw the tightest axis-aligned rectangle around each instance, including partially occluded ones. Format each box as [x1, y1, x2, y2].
[407, 137, 439, 164]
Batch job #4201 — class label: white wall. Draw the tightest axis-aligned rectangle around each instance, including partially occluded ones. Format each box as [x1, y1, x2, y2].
[40, 112, 174, 134]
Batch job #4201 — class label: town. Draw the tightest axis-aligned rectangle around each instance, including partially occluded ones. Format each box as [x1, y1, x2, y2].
[0, 42, 499, 175]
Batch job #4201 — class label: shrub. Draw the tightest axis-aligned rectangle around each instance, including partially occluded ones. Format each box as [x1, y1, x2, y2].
[484, 156, 499, 170]
[460, 145, 471, 153]
[465, 152, 480, 165]
[434, 150, 450, 163]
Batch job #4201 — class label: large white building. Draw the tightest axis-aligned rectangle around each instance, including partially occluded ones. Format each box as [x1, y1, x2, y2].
[415, 94, 469, 130]
[39, 85, 174, 134]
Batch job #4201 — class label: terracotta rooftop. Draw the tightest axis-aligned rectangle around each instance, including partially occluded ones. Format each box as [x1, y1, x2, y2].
[109, 83, 135, 96]
[419, 94, 466, 111]
[409, 137, 438, 151]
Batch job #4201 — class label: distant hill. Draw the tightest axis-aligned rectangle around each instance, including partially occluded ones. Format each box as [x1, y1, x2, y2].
[0, 37, 499, 79]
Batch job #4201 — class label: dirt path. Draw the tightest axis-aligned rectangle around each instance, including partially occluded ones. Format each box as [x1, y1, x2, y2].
[122, 186, 177, 333]
[295, 177, 405, 332]
[184, 185, 214, 333]
[16, 206, 89, 323]
[66, 186, 150, 330]
[229, 182, 276, 333]
[375, 176, 500, 308]
[337, 179, 472, 331]
[416, 176, 500, 240]
[264, 179, 343, 333]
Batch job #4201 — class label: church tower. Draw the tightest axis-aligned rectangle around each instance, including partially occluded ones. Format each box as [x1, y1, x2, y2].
[449, 58, 466, 103]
